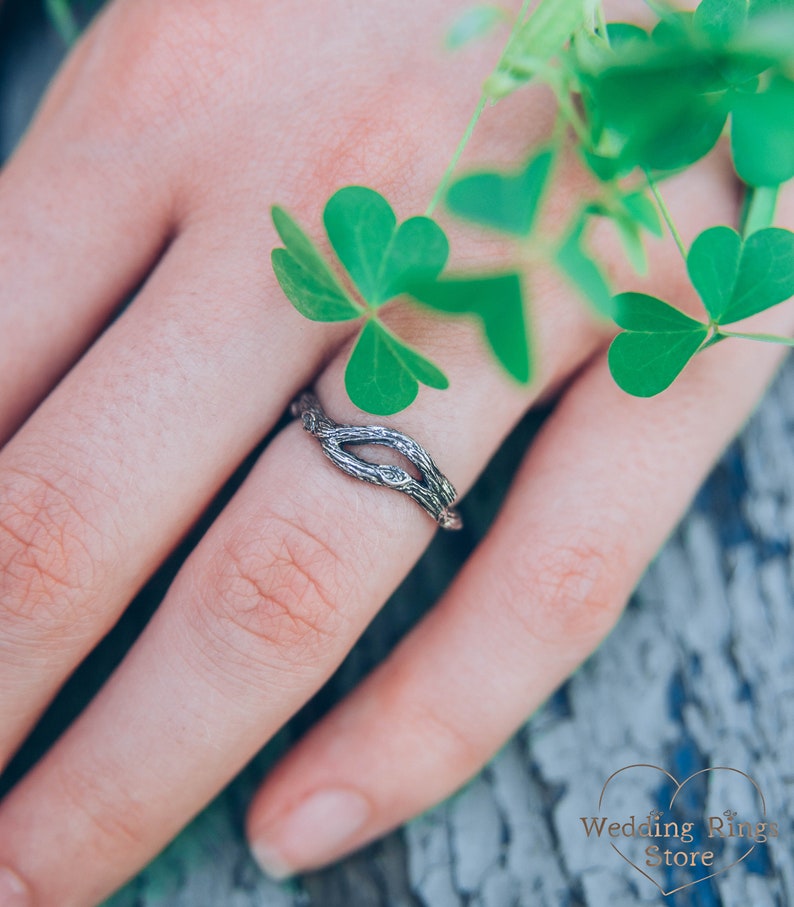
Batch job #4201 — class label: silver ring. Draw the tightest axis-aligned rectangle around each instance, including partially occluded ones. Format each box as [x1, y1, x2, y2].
[290, 392, 462, 530]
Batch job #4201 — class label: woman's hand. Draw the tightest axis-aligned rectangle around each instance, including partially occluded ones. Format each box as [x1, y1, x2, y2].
[0, 1, 790, 904]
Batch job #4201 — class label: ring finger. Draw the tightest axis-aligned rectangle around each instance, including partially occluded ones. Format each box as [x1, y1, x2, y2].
[0, 257, 605, 905]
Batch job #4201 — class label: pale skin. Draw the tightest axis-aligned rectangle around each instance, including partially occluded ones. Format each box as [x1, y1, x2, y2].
[0, 1, 791, 904]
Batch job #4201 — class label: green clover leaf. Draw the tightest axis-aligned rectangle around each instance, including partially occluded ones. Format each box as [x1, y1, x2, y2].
[586, 190, 663, 277]
[749, 0, 794, 20]
[345, 320, 449, 415]
[608, 293, 709, 396]
[407, 273, 532, 383]
[271, 188, 451, 414]
[323, 186, 449, 305]
[613, 217, 648, 275]
[687, 225, 794, 323]
[620, 190, 664, 238]
[581, 150, 628, 182]
[731, 76, 794, 186]
[445, 148, 554, 237]
[612, 191, 663, 275]
[271, 206, 363, 322]
[607, 22, 652, 47]
[694, 0, 748, 44]
[578, 0, 794, 180]
[554, 215, 615, 319]
[582, 53, 731, 172]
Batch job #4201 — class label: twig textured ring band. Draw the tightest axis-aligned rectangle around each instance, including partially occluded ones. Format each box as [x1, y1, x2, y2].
[291, 392, 463, 530]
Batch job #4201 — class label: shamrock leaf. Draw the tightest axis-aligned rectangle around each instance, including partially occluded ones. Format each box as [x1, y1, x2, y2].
[651, 11, 696, 44]
[271, 206, 363, 321]
[581, 150, 628, 182]
[607, 22, 652, 47]
[571, 23, 649, 85]
[613, 218, 648, 275]
[613, 191, 663, 275]
[749, 0, 794, 20]
[621, 191, 663, 237]
[271, 189, 453, 415]
[446, 149, 554, 236]
[586, 61, 731, 172]
[324, 186, 449, 305]
[687, 225, 794, 323]
[694, 0, 748, 43]
[608, 293, 708, 396]
[731, 76, 794, 186]
[586, 190, 662, 277]
[345, 320, 448, 415]
[273, 189, 449, 316]
[407, 273, 532, 383]
[555, 215, 615, 318]
[579, 28, 735, 172]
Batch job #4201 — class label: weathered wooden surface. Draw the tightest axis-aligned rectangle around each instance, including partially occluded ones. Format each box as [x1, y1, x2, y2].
[1, 4, 793, 905]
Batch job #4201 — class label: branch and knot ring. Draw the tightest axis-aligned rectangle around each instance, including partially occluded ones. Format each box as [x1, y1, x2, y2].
[291, 392, 462, 530]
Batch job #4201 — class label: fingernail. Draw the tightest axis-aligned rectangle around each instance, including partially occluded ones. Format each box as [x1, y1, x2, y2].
[0, 867, 31, 907]
[251, 787, 371, 880]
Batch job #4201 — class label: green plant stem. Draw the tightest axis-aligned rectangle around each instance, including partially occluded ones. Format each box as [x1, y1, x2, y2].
[499, 0, 535, 55]
[740, 185, 779, 237]
[645, 172, 687, 262]
[517, 234, 557, 268]
[718, 329, 794, 347]
[551, 74, 590, 144]
[425, 94, 488, 216]
[425, 0, 534, 216]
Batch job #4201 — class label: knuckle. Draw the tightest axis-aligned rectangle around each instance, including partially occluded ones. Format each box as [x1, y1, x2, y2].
[0, 467, 100, 637]
[188, 513, 348, 675]
[503, 535, 627, 646]
[50, 1, 252, 161]
[49, 0, 288, 215]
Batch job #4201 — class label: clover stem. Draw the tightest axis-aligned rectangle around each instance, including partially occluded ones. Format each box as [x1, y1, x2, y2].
[503, 0, 535, 51]
[740, 185, 779, 237]
[425, 0, 535, 217]
[699, 327, 723, 351]
[717, 329, 794, 347]
[645, 172, 687, 263]
[426, 94, 488, 217]
[551, 76, 590, 145]
[517, 235, 556, 268]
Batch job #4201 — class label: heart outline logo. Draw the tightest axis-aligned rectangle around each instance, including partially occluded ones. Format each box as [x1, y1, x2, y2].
[597, 763, 766, 896]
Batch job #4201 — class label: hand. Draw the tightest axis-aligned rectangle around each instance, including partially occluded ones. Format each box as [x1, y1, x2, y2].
[0, 1, 791, 904]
